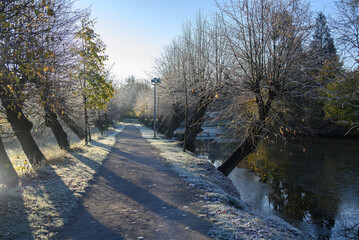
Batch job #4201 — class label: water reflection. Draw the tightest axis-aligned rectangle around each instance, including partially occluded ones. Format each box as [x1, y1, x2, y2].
[196, 133, 359, 239]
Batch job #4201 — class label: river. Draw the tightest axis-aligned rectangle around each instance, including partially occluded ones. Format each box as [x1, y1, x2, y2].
[195, 128, 359, 239]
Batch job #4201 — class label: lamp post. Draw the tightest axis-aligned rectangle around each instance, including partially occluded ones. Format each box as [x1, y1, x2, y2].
[151, 77, 161, 138]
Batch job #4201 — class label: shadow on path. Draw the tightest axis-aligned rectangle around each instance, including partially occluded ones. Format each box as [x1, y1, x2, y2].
[90, 140, 113, 152]
[57, 125, 213, 240]
[0, 187, 34, 240]
[38, 162, 124, 240]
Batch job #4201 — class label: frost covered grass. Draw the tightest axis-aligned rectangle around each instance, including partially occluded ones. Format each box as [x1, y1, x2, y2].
[138, 125, 307, 240]
[5, 124, 105, 170]
[0, 125, 124, 240]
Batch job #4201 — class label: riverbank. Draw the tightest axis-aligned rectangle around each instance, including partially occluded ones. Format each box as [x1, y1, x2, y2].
[139, 125, 308, 239]
[0, 125, 124, 240]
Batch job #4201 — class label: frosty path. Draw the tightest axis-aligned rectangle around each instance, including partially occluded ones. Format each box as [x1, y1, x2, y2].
[56, 125, 213, 240]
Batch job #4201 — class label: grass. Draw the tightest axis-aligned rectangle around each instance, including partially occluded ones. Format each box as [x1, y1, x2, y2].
[0, 124, 124, 240]
[4, 123, 103, 169]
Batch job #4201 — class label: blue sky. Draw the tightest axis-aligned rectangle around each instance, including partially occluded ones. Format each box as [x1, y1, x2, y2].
[75, 0, 335, 83]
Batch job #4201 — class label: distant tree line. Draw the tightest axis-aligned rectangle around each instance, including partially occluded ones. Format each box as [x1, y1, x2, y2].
[0, 0, 115, 187]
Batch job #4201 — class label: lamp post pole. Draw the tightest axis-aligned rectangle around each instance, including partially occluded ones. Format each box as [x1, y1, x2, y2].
[151, 78, 161, 138]
[154, 82, 157, 138]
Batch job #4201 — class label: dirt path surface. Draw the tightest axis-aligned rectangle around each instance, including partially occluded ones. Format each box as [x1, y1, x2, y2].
[56, 125, 214, 240]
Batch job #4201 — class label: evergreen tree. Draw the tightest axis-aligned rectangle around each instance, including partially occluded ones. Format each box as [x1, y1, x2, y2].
[309, 12, 337, 69]
[306, 13, 343, 130]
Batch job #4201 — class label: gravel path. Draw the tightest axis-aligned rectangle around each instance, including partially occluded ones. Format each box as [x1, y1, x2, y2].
[56, 125, 213, 240]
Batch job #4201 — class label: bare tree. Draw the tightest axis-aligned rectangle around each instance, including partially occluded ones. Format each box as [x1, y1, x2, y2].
[154, 39, 187, 138]
[332, 0, 359, 62]
[154, 13, 228, 150]
[216, 0, 312, 176]
[181, 14, 228, 152]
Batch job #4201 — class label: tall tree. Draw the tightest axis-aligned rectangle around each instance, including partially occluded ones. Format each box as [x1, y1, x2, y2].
[154, 14, 227, 149]
[299, 12, 340, 130]
[0, 0, 54, 166]
[309, 12, 337, 71]
[216, 0, 311, 176]
[181, 14, 227, 153]
[76, 15, 114, 144]
[154, 39, 187, 138]
[34, 0, 82, 151]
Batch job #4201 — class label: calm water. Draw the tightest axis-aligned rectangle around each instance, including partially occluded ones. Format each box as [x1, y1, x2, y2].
[196, 130, 359, 239]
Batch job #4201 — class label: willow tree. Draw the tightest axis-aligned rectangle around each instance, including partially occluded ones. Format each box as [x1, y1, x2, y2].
[155, 39, 187, 139]
[76, 15, 114, 144]
[181, 14, 228, 153]
[216, 0, 311, 176]
[155, 14, 227, 148]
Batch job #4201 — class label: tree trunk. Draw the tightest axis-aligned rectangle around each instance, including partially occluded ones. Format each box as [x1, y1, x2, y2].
[0, 136, 19, 187]
[217, 90, 273, 177]
[145, 119, 153, 128]
[165, 113, 184, 139]
[217, 88, 274, 176]
[97, 110, 104, 136]
[104, 113, 112, 130]
[165, 103, 185, 139]
[58, 110, 85, 140]
[2, 102, 46, 166]
[217, 126, 260, 177]
[88, 126, 91, 141]
[84, 96, 89, 145]
[157, 115, 167, 134]
[183, 85, 189, 152]
[184, 98, 210, 153]
[44, 106, 70, 151]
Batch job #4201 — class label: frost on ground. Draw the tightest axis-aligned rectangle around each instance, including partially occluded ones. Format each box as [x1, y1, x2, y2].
[0, 125, 124, 240]
[138, 125, 307, 240]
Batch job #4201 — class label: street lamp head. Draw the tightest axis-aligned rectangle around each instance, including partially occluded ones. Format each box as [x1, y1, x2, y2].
[151, 77, 161, 84]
